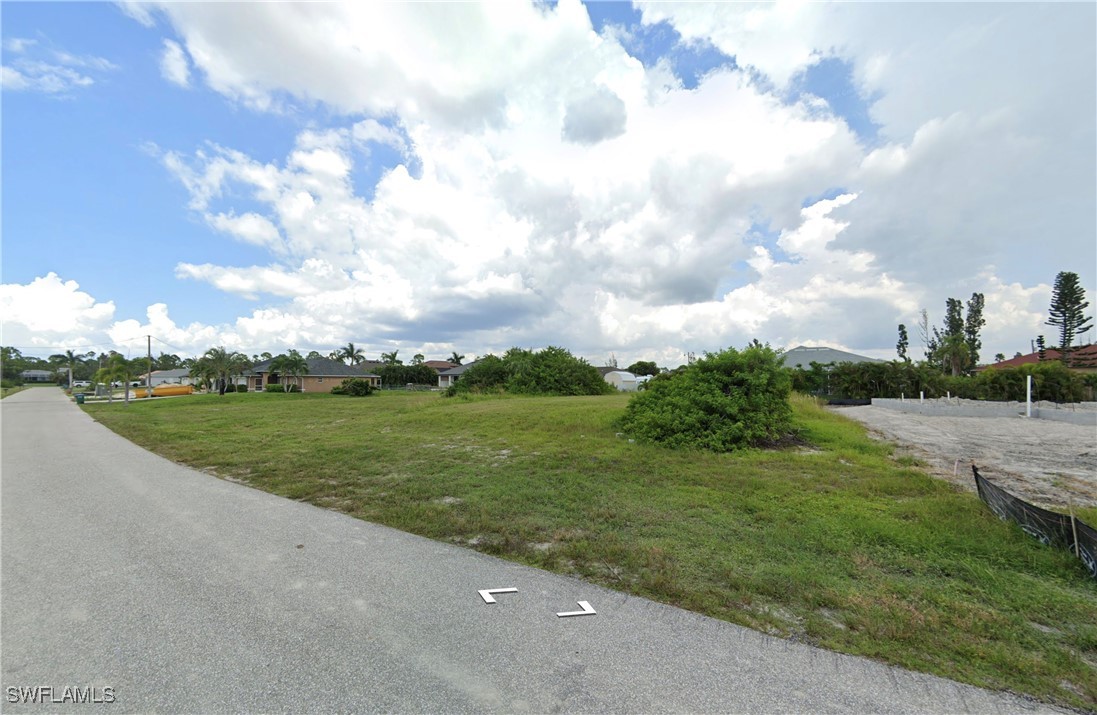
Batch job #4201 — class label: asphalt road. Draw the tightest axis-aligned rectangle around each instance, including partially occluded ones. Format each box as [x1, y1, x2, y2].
[1, 388, 1066, 713]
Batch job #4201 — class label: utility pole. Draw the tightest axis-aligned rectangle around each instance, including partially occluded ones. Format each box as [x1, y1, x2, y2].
[147, 335, 153, 398]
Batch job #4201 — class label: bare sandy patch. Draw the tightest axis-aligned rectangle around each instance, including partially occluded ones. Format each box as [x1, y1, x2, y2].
[831, 405, 1097, 509]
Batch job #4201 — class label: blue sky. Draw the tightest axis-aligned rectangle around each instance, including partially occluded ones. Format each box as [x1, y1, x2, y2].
[2, 1, 1094, 365]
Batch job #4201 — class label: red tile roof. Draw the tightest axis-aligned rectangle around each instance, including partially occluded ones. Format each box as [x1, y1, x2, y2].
[980, 344, 1097, 370]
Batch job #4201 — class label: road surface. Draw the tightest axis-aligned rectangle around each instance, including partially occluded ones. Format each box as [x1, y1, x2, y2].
[1, 388, 1065, 713]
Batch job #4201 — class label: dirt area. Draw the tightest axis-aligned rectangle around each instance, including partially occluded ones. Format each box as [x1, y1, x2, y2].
[831, 405, 1097, 509]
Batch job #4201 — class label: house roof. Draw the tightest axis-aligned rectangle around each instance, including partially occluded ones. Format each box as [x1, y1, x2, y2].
[438, 360, 480, 376]
[248, 357, 380, 378]
[978, 344, 1097, 371]
[19, 369, 54, 377]
[424, 360, 457, 372]
[781, 345, 884, 370]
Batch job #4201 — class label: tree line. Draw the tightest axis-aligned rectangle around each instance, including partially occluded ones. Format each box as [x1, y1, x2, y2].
[812, 270, 1095, 402]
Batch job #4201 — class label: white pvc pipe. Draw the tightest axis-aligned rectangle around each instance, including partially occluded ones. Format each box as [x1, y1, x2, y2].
[1026, 375, 1032, 418]
[920, 391, 924, 403]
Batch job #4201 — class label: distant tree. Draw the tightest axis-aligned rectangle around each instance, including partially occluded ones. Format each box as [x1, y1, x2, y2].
[448, 351, 464, 366]
[1013, 352, 1022, 359]
[626, 360, 660, 376]
[994, 353, 1006, 363]
[1046, 271, 1093, 366]
[896, 324, 910, 363]
[412, 353, 425, 366]
[917, 309, 936, 364]
[306, 350, 324, 360]
[937, 333, 970, 377]
[928, 295, 983, 373]
[1, 346, 27, 381]
[1036, 335, 1047, 361]
[964, 293, 985, 367]
[155, 352, 182, 371]
[380, 350, 401, 366]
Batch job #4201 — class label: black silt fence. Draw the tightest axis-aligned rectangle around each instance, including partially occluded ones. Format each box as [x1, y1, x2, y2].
[973, 465, 1097, 580]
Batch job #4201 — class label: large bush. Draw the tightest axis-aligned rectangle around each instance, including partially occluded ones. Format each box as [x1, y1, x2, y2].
[446, 346, 613, 397]
[618, 344, 793, 451]
[332, 378, 374, 397]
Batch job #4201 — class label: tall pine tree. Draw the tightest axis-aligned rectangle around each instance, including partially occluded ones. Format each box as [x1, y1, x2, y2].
[1046, 271, 1093, 366]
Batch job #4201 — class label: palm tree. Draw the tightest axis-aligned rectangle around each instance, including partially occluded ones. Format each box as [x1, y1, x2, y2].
[227, 352, 252, 392]
[93, 357, 129, 404]
[199, 346, 250, 395]
[380, 350, 400, 366]
[272, 350, 309, 393]
[99, 353, 133, 405]
[338, 342, 366, 365]
[448, 352, 464, 366]
[63, 349, 79, 388]
[188, 356, 216, 392]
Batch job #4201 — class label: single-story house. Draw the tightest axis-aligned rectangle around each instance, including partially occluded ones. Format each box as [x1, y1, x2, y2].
[437, 360, 479, 389]
[780, 345, 884, 370]
[144, 368, 196, 387]
[245, 357, 381, 393]
[19, 369, 55, 383]
[603, 370, 640, 391]
[977, 345, 1097, 373]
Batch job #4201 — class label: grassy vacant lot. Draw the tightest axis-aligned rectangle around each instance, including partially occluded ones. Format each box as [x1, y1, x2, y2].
[85, 391, 1096, 709]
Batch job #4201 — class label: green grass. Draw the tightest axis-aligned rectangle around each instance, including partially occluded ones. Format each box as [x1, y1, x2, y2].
[84, 391, 1097, 709]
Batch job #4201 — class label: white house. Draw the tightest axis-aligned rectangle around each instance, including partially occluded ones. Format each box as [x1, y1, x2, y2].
[146, 369, 195, 386]
[437, 361, 479, 389]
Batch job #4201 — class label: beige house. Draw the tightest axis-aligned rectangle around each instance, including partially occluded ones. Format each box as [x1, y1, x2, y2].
[246, 357, 381, 393]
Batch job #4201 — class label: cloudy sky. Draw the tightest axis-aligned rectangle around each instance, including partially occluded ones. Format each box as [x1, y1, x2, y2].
[3, 1, 1094, 367]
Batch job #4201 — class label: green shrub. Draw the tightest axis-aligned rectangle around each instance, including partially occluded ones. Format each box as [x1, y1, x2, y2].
[265, 384, 285, 393]
[224, 383, 237, 393]
[446, 347, 613, 397]
[334, 378, 373, 397]
[376, 363, 437, 388]
[618, 344, 793, 451]
[236, 383, 248, 393]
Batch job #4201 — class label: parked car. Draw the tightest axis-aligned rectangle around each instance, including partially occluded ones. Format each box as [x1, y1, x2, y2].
[72, 380, 92, 388]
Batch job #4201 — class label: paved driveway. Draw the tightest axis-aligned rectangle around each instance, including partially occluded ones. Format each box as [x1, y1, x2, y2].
[1, 388, 1065, 713]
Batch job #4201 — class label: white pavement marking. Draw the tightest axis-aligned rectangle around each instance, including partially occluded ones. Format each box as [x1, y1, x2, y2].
[556, 601, 597, 618]
[478, 587, 518, 604]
